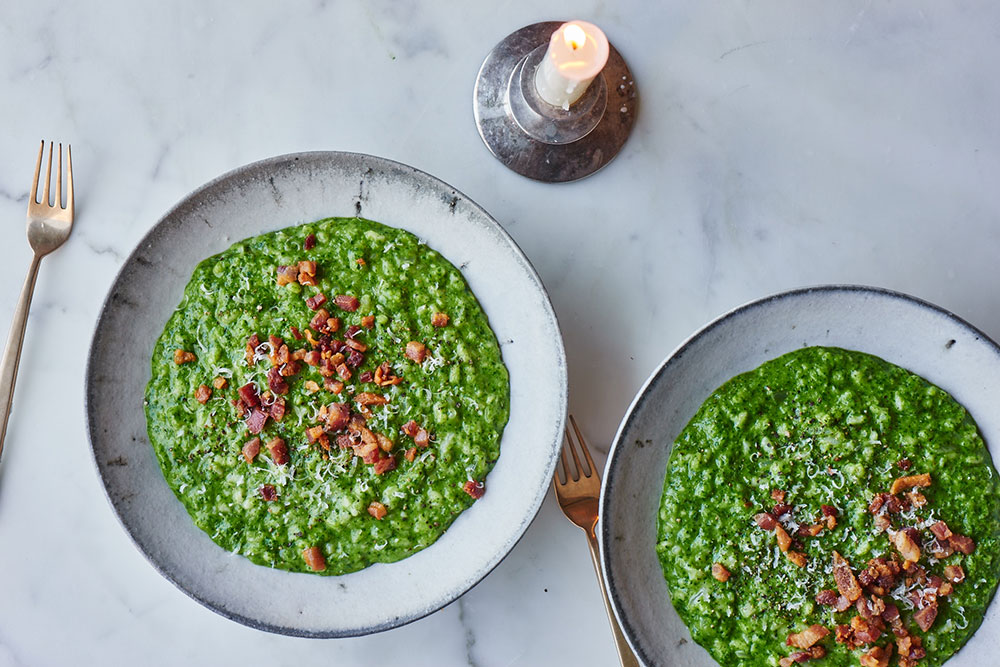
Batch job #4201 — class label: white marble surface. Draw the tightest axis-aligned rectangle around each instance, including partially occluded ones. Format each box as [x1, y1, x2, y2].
[1, 1, 998, 665]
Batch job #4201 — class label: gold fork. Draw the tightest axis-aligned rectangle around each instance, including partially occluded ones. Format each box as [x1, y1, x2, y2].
[0, 141, 74, 464]
[554, 415, 640, 667]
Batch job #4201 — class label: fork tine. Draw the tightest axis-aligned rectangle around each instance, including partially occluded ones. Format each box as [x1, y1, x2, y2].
[569, 415, 596, 477]
[565, 425, 584, 481]
[42, 141, 53, 206]
[30, 140, 43, 204]
[557, 441, 570, 483]
[66, 144, 74, 214]
[56, 144, 63, 209]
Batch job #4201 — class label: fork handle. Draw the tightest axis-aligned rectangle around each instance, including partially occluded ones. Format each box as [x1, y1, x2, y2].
[0, 253, 42, 465]
[586, 527, 642, 667]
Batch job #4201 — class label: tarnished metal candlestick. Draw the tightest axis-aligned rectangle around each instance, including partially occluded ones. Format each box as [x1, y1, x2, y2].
[473, 21, 638, 183]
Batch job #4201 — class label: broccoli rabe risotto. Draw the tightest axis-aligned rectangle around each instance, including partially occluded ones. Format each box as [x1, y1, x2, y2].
[657, 347, 1000, 667]
[145, 217, 509, 575]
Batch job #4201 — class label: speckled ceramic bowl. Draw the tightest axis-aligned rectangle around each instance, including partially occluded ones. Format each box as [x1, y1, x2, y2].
[85, 152, 567, 636]
[600, 285, 1000, 666]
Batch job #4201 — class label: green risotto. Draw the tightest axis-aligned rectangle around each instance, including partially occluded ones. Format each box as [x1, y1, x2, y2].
[145, 217, 509, 575]
[656, 347, 1000, 667]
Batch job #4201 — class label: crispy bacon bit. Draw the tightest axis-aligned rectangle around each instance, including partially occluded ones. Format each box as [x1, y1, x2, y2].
[404, 447, 417, 462]
[754, 512, 778, 531]
[373, 362, 404, 387]
[305, 292, 327, 310]
[304, 233, 317, 250]
[859, 644, 893, 667]
[336, 363, 352, 381]
[890, 473, 931, 495]
[355, 392, 388, 406]
[929, 521, 953, 541]
[245, 333, 261, 365]
[376, 433, 394, 452]
[325, 378, 345, 394]
[938, 581, 954, 596]
[787, 624, 829, 649]
[174, 349, 196, 364]
[897, 458, 912, 471]
[463, 480, 485, 499]
[327, 317, 341, 332]
[779, 647, 825, 667]
[368, 501, 388, 520]
[857, 596, 886, 620]
[771, 489, 787, 503]
[242, 437, 261, 463]
[260, 484, 277, 501]
[301, 380, 320, 394]
[333, 294, 359, 312]
[949, 533, 975, 554]
[775, 524, 792, 552]
[402, 420, 420, 437]
[431, 312, 450, 327]
[297, 260, 318, 286]
[356, 258, 366, 266]
[907, 490, 927, 508]
[344, 337, 367, 352]
[944, 564, 965, 583]
[266, 437, 289, 465]
[896, 633, 926, 663]
[309, 308, 330, 332]
[890, 529, 921, 563]
[267, 366, 289, 395]
[359, 371, 373, 383]
[772, 503, 793, 517]
[834, 595, 852, 612]
[336, 434, 353, 449]
[302, 546, 326, 572]
[873, 514, 891, 532]
[414, 428, 430, 449]
[346, 349, 364, 368]
[405, 340, 427, 363]
[850, 614, 884, 645]
[270, 396, 286, 421]
[913, 602, 938, 632]
[246, 408, 268, 434]
[815, 590, 838, 606]
[869, 493, 889, 515]
[799, 524, 824, 537]
[212, 376, 228, 390]
[306, 425, 325, 444]
[290, 326, 304, 341]
[326, 402, 351, 431]
[833, 551, 863, 602]
[276, 265, 299, 286]
[787, 551, 808, 568]
[711, 562, 731, 582]
[194, 384, 212, 404]
[304, 350, 322, 367]
[361, 315, 375, 329]
[373, 455, 397, 475]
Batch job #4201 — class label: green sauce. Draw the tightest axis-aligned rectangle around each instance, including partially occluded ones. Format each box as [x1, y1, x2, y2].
[145, 217, 509, 575]
[656, 346, 1000, 666]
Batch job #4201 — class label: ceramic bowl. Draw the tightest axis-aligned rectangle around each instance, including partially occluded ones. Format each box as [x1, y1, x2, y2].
[85, 152, 567, 636]
[599, 285, 1000, 666]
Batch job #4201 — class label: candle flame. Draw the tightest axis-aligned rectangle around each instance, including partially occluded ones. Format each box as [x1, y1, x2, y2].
[563, 24, 587, 50]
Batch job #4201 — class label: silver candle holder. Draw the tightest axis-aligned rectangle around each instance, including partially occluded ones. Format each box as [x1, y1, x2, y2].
[473, 21, 638, 183]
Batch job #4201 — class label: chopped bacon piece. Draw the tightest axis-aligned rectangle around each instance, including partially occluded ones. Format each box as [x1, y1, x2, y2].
[326, 317, 341, 332]
[873, 514, 891, 532]
[359, 371, 373, 383]
[890, 529, 921, 563]
[896, 633, 926, 662]
[310, 308, 331, 332]
[355, 392, 388, 406]
[290, 325, 304, 340]
[345, 325, 362, 339]
[772, 503, 792, 517]
[913, 602, 938, 632]
[302, 546, 326, 572]
[402, 420, 420, 437]
[325, 402, 351, 431]
[463, 480, 485, 499]
[859, 644, 893, 667]
[890, 472, 931, 495]
[325, 378, 344, 394]
[938, 581, 954, 596]
[815, 590, 838, 606]
[820, 504, 838, 517]
[304, 350, 322, 366]
[775, 524, 792, 552]
[850, 614, 883, 645]
[306, 425, 325, 444]
[305, 292, 327, 310]
[276, 264, 300, 286]
[356, 258, 366, 266]
[405, 447, 417, 462]
[711, 563, 731, 582]
[373, 455, 397, 475]
[361, 315, 375, 328]
[754, 512, 777, 531]
[376, 433, 394, 452]
[833, 595, 852, 612]
[246, 408, 268, 434]
[779, 647, 825, 667]
[431, 312, 450, 327]
[414, 428, 430, 449]
[344, 337, 367, 352]
[949, 533, 975, 554]
[405, 341, 427, 363]
[787, 624, 829, 649]
[944, 564, 965, 583]
[245, 333, 262, 366]
[260, 484, 277, 501]
[786, 551, 807, 568]
[929, 521, 953, 541]
[333, 294, 359, 312]
[194, 384, 212, 404]
[906, 489, 927, 508]
[368, 501, 388, 520]
[242, 437, 261, 463]
[336, 434, 353, 450]
[833, 551, 863, 602]
[297, 260, 318, 286]
[799, 523, 824, 537]
[270, 396, 286, 421]
[771, 489, 787, 503]
[266, 437, 289, 465]
[857, 596, 886, 620]
[374, 362, 404, 386]
[212, 376, 228, 390]
[304, 233, 317, 250]
[346, 349, 365, 368]
[869, 493, 889, 515]
[336, 363, 352, 381]
[279, 360, 300, 377]
[881, 603, 900, 622]
[897, 458, 912, 470]
[267, 366, 289, 395]
[174, 349, 196, 364]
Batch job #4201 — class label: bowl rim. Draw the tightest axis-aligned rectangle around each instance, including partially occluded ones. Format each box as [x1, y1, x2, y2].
[598, 283, 1000, 665]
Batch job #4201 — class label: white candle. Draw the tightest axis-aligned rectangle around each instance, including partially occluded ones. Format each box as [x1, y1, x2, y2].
[533, 21, 610, 110]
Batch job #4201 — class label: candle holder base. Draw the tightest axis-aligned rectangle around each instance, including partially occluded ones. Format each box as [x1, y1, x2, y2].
[473, 21, 638, 183]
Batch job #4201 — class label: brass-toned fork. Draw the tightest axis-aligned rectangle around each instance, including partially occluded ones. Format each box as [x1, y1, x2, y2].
[0, 141, 74, 465]
[554, 415, 640, 667]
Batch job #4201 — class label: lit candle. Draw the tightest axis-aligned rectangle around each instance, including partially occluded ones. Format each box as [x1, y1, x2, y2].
[533, 21, 610, 110]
